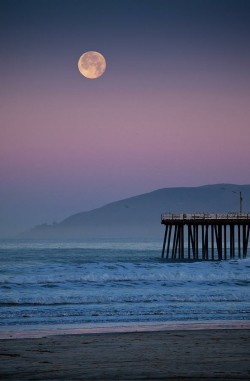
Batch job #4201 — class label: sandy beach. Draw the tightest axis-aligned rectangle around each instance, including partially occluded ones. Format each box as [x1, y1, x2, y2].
[1, 327, 250, 380]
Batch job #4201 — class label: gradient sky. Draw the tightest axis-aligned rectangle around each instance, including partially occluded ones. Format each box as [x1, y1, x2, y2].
[1, 0, 250, 236]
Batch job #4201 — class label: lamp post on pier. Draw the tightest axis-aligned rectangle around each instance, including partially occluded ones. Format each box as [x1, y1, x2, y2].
[233, 191, 243, 214]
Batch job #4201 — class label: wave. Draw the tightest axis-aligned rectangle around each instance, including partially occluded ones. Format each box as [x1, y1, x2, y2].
[1, 265, 250, 285]
[1, 292, 249, 307]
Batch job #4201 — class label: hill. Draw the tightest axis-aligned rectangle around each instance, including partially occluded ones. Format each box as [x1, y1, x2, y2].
[22, 184, 250, 239]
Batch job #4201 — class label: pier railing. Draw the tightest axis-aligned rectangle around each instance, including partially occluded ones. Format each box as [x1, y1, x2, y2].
[161, 213, 250, 223]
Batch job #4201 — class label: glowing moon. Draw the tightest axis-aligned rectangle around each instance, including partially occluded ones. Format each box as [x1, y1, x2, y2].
[78, 51, 106, 79]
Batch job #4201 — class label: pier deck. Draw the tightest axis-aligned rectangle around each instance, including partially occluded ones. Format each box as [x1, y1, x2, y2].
[161, 213, 250, 260]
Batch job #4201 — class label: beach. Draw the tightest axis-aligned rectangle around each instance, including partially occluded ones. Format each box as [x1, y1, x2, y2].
[1, 326, 250, 380]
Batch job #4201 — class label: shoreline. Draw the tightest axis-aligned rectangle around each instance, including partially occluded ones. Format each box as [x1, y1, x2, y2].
[1, 319, 250, 339]
[1, 327, 249, 380]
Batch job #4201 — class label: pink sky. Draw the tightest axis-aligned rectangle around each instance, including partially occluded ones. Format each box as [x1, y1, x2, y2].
[1, 0, 250, 236]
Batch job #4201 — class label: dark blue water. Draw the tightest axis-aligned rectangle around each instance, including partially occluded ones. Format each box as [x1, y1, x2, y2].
[0, 239, 249, 331]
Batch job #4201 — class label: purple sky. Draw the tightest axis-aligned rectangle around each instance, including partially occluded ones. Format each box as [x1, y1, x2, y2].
[1, 0, 250, 236]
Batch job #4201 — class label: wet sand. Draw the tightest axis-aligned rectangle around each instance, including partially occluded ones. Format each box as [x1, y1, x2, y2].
[1, 328, 250, 380]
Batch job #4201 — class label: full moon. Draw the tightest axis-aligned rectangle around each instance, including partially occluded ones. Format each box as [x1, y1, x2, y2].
[78, 51, 106, 79]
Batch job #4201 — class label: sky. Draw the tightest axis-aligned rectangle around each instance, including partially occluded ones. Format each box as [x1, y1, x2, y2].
[1, 0, 250, 237]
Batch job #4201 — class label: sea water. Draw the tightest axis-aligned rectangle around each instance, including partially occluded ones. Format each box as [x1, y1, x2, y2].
[0, 239, 249, 332]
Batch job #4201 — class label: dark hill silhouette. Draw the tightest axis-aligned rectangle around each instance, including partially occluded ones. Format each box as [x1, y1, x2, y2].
[22, 184, 250, 239]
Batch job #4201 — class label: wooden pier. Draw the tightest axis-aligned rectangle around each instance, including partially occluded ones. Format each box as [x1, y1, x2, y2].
[161, 213, 250, 260]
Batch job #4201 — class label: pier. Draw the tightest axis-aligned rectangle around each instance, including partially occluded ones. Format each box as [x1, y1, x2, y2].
[161, 213, 250, 260]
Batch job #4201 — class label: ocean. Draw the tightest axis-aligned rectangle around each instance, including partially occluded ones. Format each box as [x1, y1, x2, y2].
[0, 239, 249, 333]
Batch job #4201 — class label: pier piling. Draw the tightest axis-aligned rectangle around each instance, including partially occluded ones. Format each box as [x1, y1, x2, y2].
[161, 213, 250, 260]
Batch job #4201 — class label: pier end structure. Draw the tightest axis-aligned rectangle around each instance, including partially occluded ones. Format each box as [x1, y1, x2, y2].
[161, 213, 250, 260]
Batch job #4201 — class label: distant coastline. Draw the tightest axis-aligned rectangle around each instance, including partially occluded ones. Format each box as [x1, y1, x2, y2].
[20, 183, 250, 239]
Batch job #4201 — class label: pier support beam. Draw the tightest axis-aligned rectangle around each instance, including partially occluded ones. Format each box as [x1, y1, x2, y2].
[161, 213, 250, 261]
